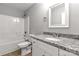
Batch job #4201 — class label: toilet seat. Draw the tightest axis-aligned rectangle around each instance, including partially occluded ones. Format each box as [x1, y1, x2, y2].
[18, 41, 31, 48]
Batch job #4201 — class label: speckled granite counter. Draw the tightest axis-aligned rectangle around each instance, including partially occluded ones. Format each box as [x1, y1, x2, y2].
[30, 34, 79, 55]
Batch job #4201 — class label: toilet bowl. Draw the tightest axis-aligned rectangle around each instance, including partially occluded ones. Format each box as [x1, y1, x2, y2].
[17, 41, 31, 56]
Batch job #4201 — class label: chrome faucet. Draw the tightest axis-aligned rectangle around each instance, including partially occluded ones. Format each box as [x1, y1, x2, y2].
[53, 33, 60, 38]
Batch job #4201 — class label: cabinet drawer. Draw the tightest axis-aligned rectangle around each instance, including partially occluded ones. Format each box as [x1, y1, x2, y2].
[37, 40, 58, 56]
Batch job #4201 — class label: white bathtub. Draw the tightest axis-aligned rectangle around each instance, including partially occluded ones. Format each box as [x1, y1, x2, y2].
[0, 39, 24, 55]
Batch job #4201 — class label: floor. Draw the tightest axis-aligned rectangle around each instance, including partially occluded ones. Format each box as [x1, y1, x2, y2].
[3, 49, 32, 56]
[25, 52, 32, 56]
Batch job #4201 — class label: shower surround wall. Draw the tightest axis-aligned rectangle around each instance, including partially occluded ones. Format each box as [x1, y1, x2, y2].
[0, 5, 24, 55]
[25, 3, 79, 35]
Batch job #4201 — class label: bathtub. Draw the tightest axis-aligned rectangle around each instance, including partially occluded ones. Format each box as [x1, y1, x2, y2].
[0, 39, 24, 56]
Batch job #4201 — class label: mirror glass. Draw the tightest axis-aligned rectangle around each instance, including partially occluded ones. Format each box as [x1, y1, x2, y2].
[49, 3, 69, 28]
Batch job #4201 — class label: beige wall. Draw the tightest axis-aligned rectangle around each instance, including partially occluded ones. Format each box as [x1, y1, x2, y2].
[0, 5, 24, 18]
[25, 3, 79, 35]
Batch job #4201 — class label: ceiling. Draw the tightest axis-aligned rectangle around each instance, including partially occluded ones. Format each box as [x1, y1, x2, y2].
[0, 3, 34, 11]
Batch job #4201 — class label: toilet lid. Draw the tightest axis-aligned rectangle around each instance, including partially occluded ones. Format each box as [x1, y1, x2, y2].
[18, 41, 31, 48]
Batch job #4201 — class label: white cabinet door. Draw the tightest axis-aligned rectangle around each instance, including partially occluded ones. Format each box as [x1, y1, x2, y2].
[43, 51, 52, 56]
[32, 38, 58, 56]
[32, 39, 37, 56]
[32, 39, 44, 56]
[37, 40, 58, 56]
[59, 49, 77, 56]
[35, 47, 44, 56]
[32, 43, 39, 56]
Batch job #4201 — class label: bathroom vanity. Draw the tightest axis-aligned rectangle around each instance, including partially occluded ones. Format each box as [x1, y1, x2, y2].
[31, 38, 58, 56]
[30, 34, 79, 56]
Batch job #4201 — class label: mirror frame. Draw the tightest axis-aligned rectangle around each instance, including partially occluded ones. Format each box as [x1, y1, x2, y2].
[48, 3, 69, 28]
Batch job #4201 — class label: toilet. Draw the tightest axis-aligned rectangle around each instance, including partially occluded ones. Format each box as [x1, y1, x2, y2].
[18, 41, 31, 56]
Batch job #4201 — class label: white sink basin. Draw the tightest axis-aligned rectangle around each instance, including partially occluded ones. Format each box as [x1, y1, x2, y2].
[45, 38, 60, 41]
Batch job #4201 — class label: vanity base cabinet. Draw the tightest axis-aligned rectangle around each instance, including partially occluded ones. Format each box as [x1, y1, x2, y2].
[32, 38, 44, 56]
[32, 46, 44, 56]
[32, 38, 58, 56]
[59, 49, 77, 56]
[37, 40, 58, 56]
[31, 37, 77, 56]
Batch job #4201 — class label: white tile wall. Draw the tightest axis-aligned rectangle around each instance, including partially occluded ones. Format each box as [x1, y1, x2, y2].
[0, 15, 24, 55]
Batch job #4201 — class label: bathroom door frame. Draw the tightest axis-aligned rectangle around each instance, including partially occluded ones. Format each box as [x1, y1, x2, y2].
[27, 16, 30, 34]
[24, 15, 30, 34]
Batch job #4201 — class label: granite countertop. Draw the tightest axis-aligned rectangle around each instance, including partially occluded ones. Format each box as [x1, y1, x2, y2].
[30, 34, 79, 55]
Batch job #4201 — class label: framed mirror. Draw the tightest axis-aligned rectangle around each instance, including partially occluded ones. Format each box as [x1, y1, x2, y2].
[49, 3, 69, 28]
